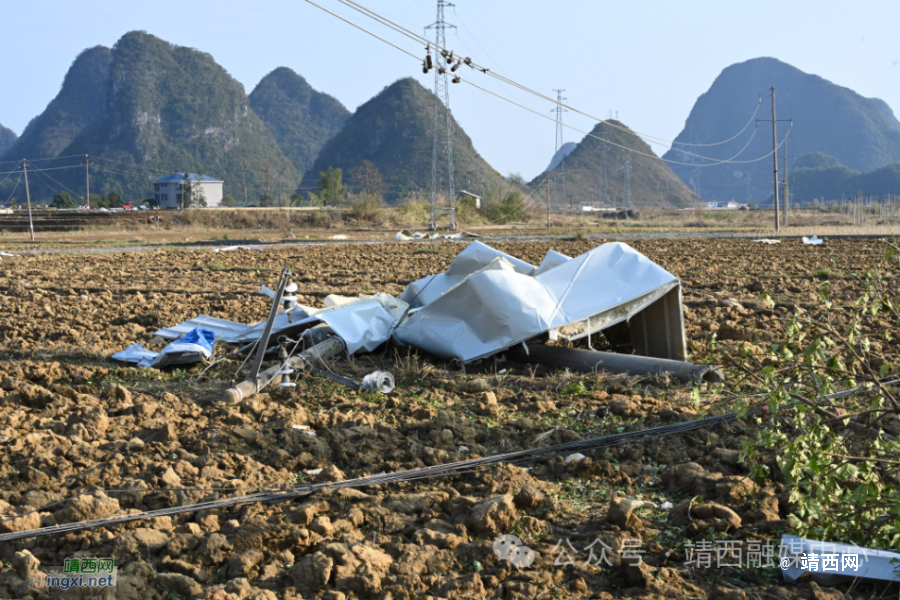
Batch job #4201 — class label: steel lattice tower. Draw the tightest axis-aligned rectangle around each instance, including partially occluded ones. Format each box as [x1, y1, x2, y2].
[552, 89, 567, 211]
[426, 1, 457, 229]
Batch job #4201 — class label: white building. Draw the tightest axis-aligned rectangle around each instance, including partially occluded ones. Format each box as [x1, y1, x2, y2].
[152, 174, 224, 208]
[706, 200, 742, 210]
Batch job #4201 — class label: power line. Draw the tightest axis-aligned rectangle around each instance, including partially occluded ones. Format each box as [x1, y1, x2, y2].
[462, 75, 787, 167]
[669, 100, 761, 148]
[327, 0, 765, 157]
[0, 152, 96, 166]
[29, 165, 85, 200]
[3, 174, 21, 205]
[308, 0, 786, 168]
[0, 164, 82, 176]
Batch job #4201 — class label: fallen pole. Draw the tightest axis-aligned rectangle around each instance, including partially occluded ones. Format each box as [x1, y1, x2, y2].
[224, 336, 346, 403]
[509, 345, 724, 384]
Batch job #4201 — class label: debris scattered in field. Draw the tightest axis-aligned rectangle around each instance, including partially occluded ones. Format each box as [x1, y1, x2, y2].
[565, 452, 586, 464]
[155, 292, 404, 353]
[329, 234, 349, 240]
[213, 245, 264, 253]
[5, 237, 900, 600]
[802, 235, 824, 245]
[394, 230, 425, 241]
[0, 251, 18, 257]
[753, 239, 781, 244]
[115, 240, 706, 395]
[361, 371, 395, 393]
[393, 230, 481, 241]
[394, 241, 686, 363]
[111, 328, 215, 368]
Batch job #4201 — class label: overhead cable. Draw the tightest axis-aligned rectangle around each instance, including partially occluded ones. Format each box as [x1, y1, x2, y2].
[330, 0, 764, 155]
[309, 0, 783, 167]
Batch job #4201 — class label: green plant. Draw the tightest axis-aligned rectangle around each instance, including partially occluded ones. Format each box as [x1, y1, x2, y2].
[350, 194, 384, 223]
[308, 166, 348, 207]
[736, 250, 900, 548]
[51, 191, 78, 209]
[560, 380, 588, 395]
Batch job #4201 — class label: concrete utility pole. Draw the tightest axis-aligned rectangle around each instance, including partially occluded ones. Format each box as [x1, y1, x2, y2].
[771, 86, 780, 232]
[84, 155, 90, 209]
[21, 161, 35, 242]
[757, 87, 791, 232]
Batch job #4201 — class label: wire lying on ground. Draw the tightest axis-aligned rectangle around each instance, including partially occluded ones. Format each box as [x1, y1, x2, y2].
[7, 375, 900, 543]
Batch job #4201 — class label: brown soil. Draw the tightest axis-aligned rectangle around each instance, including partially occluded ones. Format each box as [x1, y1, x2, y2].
[0, 238, 895, 599]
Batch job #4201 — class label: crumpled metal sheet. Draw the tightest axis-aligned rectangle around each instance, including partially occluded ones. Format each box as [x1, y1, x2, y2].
[153, 294, 405, 356]
[780, 534, 900, 584]
[400, 241, 537, 309]
[313, 293, 408, 355]
[394, 242, 681, 363]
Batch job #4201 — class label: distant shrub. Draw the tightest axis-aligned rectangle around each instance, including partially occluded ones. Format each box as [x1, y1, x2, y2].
[350, 194, 384, 223]
[396, 195, 430, 226]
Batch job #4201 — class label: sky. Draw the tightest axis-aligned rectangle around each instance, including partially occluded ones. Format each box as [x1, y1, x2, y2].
[2, 0, 899, 180]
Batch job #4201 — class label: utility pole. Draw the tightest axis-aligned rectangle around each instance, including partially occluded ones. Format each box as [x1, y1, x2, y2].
[757, 87, 791, 232]
[21, 161, 35, 242]
[551, 89, 567, 211]
[84, 155, 90, 209]
[771, 87, 780, 232]
[426, 0, 457, 230]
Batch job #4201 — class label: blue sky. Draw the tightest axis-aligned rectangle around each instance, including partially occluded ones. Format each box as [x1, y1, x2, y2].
[2, 0, 899, 180]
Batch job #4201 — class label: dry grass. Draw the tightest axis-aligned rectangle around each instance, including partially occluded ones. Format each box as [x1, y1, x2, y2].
[1, 206, 898, 250]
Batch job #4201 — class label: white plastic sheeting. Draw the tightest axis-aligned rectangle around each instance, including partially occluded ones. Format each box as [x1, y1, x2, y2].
[780, 535, 900, 584]
[394, 242, 682, 363]
[802, 235, 824, 245]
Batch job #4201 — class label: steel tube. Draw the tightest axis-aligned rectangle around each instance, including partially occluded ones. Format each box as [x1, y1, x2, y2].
[509, 345, 724, 384]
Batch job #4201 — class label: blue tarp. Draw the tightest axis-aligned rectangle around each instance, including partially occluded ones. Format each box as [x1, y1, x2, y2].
[112, 328, 216, 368]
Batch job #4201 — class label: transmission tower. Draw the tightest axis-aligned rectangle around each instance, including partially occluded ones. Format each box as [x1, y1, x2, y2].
[426, 1, 457, 230]
[551, 89, 567, 211]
